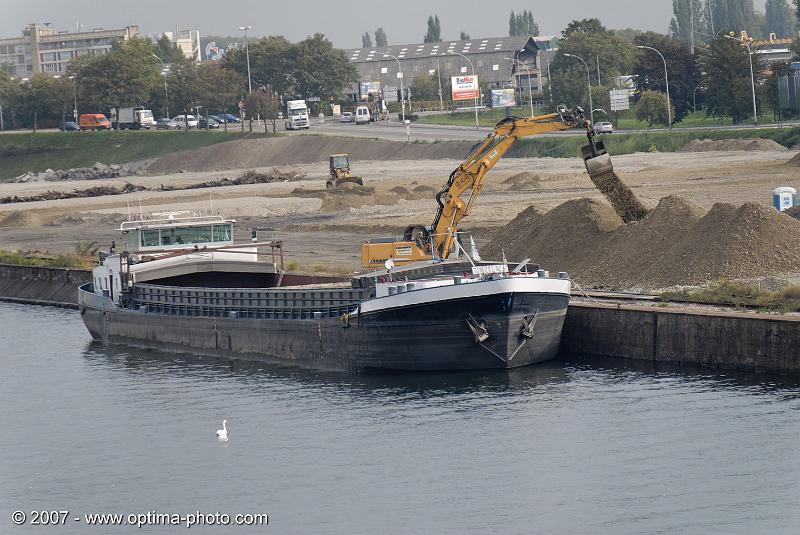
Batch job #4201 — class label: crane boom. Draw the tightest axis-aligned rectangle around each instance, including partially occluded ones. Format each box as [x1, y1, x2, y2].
[360, 105, 612, 269]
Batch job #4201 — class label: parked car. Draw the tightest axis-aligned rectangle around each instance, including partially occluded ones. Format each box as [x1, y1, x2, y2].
[339, 111, 354, 123]
[172, 114, 199, 129]
[209, 114, 226, 123]
[220, 113, 241, 123]
[594, 121, 613, 134]
[79, 113, 111, 131]
[60, 121, 80, 131]
[354, 106, 370, 125]
[156, 118, 179, 130]
[198, 116, 220, 129]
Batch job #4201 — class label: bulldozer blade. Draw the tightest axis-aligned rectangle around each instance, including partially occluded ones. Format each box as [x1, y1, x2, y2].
[326, 176, 364, 189]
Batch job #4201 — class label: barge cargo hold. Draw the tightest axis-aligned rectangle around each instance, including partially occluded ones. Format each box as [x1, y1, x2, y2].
[78, 212, 571, 372]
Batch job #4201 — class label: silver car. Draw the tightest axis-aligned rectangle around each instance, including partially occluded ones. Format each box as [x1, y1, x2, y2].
[594, 121, 613, 134]
[340, 111, 354, 123]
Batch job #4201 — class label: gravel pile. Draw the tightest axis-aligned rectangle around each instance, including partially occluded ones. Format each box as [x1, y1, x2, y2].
[15, 162, 143, 182]
[484, 195, 800, 289]
[680, 138, 787, 152]
[503, 172, 541, 191]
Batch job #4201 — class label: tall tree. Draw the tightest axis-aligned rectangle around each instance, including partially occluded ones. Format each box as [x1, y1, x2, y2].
[703, 33, 763, 123]
[289, 33, 359, 99]
[225, 36, 293, 96]
[194, 62, 246, 117]
[76, 38, 160, 126]
[670, 0, 707, 47]
[765, 0, 794, 37]
[550, 19, 636, 111]
[709, 0, 758, 36]
[374, 27, 388, 47]
[460, 31, 471, 40]
[361, 32, 372, 48]
[633, 31, 700, 123]
[508, 10, 540, 36]
[424, 15, 442, 43]
[154, 34, 185, 64]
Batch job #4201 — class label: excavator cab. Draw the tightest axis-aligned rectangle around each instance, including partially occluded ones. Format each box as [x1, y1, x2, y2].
[327, 154, 364, 189]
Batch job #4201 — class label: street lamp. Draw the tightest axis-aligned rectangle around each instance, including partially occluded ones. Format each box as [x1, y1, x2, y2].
[692, 79, 708, 114]
[563, 53, 593, 124]
[504, 56, 533, 116]
[448, 51, 479, 130]
[636, 45, 672, 127]
[383, 54, 406, 123]
[724, 34, 758, 126]
[239, 26, 253, 94]
[68, 74, 77, 121]
[151, 53, 170, 118]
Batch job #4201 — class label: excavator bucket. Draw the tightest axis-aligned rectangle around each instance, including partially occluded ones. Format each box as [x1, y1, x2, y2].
[581, 140, 614, 178]
[581, 140, 649, 223]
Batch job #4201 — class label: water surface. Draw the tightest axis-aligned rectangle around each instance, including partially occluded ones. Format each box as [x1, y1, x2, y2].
[1, 303, 798, 534]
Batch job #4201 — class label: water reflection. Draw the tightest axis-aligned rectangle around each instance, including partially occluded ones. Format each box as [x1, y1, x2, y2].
[81, 339, 800, 402]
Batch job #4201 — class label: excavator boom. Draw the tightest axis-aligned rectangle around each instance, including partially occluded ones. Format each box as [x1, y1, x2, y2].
[360, 105, 632, 269]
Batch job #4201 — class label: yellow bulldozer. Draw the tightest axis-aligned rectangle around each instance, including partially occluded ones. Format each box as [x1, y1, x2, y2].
[326, 154, 364, 189]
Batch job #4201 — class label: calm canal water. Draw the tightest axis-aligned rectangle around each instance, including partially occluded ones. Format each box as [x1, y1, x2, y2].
[1, 302, 798, 534]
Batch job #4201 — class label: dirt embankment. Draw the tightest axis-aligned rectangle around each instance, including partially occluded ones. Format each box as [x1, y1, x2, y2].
[146, 136, 473, 175]
[681, 138, 787, 152]
[484, 195, 800, 289]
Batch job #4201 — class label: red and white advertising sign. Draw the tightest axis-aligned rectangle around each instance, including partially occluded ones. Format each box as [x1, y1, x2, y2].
[451, 75, 479, 101]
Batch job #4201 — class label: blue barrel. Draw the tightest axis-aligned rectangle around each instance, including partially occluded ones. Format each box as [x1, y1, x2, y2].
[773, 187, 798, 211]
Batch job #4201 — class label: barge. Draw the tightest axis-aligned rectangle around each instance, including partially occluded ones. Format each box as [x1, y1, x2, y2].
[79, 212, 571, 372]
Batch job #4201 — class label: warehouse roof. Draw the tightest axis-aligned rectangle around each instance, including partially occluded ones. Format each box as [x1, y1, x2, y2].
[345, 36, 540, 63]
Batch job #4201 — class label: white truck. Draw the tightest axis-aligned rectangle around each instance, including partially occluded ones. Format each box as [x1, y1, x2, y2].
[110, 107, 156, 130]
[284, 100, 310, 130]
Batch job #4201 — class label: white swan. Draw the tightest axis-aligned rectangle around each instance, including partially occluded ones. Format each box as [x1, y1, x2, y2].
[216, 419, 228, 441]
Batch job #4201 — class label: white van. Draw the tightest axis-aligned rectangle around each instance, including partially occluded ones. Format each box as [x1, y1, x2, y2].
[355, 106, 371, 125]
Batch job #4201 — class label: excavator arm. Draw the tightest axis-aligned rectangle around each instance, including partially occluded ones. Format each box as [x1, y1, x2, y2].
[360, 105, 614, 269]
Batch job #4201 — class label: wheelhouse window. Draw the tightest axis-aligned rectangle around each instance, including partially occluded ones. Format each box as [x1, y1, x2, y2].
[141, 229, 160, 247]
[161, 225, 213, 246]
[213, 224, 232, 242]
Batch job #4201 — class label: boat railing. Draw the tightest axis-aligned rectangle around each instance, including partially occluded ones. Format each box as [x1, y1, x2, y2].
[77, 283, 115, 311]
[129, 283, 369, 320]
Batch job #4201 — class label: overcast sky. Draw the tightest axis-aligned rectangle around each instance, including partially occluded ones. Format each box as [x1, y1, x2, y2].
[2, 0, 771, 47]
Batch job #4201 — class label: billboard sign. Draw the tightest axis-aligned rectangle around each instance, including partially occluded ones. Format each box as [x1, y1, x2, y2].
[359, 81, 381, 99]
[491, 89, 515, 108]
[451, 75, 479, 101]
[609, 89, 630, 111]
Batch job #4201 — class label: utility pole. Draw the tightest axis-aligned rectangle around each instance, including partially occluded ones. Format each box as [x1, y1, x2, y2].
[239, 26, 253, 93]
[689, 0, 695, 54]
[596, 54, 600, 86]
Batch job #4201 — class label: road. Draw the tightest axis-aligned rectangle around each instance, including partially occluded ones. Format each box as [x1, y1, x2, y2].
[3, 116, 799, 143]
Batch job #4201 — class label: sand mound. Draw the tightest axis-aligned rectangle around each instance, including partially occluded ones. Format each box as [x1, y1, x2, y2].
[0, 210, 46, 228]
[503, 172, 541, 191]
[482, 199, 623, 275]
[680, 138, 787, 152]
[147, 136, 473, 174]
[786, 152, 800, 166]
[389, 186, 410, 194]
[484, 196, 800, 289]
[784, 205, 800, 219]
[413, 185, 436, 193]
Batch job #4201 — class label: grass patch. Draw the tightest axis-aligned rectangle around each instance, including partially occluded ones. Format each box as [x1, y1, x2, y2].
[285, 260, 301, 271]
[0, 130, 272, 181]
[0, 247, 92, 269]
[662, 279, 800, 313]
[505, 126, 800, 159]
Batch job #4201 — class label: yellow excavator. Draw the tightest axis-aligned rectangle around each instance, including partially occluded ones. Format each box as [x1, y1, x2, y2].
[360, 105, 645, 269]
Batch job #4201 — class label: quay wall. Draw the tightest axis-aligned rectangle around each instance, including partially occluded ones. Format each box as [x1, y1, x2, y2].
[1, 265, 798, 375]
[561, 302, 800, 376]
[0, 264, 89, 307]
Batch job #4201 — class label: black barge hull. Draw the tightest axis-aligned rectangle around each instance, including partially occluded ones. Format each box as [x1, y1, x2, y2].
[80, 286, 568, 372]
